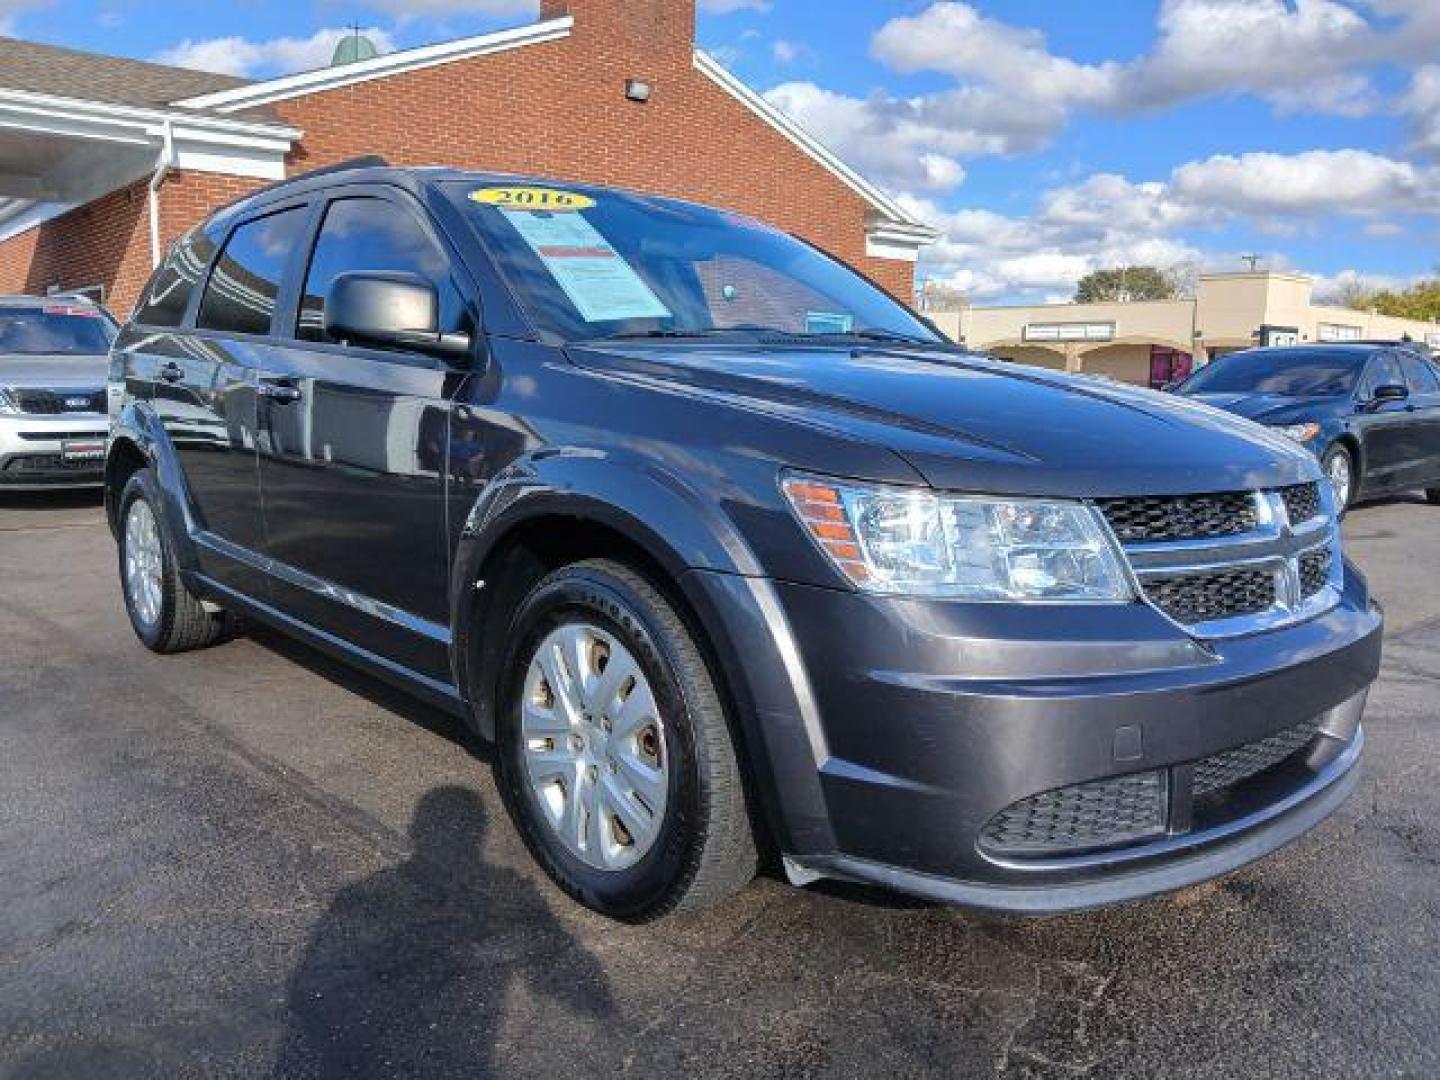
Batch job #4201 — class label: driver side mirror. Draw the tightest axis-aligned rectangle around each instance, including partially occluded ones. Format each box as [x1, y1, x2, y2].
[1364, 382, 1409, 411]
[324, 272, 472, 361]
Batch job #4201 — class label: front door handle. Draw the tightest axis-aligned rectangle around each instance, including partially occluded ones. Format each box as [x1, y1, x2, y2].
[158, 362, 184, 383]
[258, 380, 302, 404]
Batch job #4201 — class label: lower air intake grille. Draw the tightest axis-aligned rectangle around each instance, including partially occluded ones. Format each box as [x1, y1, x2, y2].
[979, 770, 1167, 856]
[1299, 547, 1332, 598]
[1144, 567, 1275, 624]
[1193, 721, 1320, 797]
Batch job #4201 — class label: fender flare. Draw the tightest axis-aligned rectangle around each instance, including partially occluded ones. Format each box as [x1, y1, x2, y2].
[106, 401, 203, 575]
[449, 447, 763, 722]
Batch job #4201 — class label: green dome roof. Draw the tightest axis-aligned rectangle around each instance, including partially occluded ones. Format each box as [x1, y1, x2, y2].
[331, 33, 379, 66]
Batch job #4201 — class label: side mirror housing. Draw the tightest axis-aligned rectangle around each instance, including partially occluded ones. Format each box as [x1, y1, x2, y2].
[323, 272, 471, 361]
[1365, 382, 1409, 411]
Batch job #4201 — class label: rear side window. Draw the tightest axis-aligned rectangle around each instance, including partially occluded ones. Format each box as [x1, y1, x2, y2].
[197, 207, 308, 336]
[296, 197, 465, 343]
[133, 226, 220, 327]
[1400, 354, 1440, 394]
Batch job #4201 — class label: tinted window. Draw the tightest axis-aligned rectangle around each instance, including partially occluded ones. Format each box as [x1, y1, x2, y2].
[1400, 353, 1440, 394]
[297, 197, 465, 343]
[1359, 354, 1404, 398]
[197, 207, 308, 336]
[0, 305, 115, 355]
[1179, 349, 1364, 396]
[134, 226, 220, 327]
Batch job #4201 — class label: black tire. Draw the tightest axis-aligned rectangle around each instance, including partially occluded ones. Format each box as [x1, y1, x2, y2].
[1426, 489, 1440, 506]
[496, 558, 756, 921]
[1321, 443, 1356, 515]
[117, 469, 231, 654]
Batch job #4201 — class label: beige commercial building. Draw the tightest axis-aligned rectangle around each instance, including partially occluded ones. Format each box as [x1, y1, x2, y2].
[930, 271, 1440, 389]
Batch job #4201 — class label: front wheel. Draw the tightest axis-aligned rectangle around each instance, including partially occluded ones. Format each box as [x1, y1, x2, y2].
[496, 559, 756, 921]
[1322, 444, 1356, 514]
[117, 470, 232, 653]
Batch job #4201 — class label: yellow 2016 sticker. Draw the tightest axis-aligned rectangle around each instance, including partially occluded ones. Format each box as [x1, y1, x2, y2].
[469, 186, 596, 212]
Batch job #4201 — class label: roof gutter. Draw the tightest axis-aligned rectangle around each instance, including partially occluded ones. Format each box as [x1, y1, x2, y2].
[147, 118, 175, 268]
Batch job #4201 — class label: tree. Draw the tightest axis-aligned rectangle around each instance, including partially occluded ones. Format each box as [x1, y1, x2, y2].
[1073, 266, 1180, 304]
[916, 279, 970, 312]
[1366, 280, 1440, 322]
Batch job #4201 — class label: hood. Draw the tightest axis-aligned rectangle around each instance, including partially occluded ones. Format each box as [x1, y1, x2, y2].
[1181, 390, 1334, 426]
[571, 342, 1319, 497]
[0, 353, 109, 391]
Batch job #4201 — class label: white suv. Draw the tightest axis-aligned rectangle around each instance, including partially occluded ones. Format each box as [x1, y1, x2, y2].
[0, 295, 116, 491]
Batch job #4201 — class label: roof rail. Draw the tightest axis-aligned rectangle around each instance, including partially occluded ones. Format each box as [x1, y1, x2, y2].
[286, 154, 391, 183]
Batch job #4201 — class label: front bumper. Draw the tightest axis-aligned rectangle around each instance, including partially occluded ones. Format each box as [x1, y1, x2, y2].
[690, 561, 1381, 914]
[0, 415, 107, 489]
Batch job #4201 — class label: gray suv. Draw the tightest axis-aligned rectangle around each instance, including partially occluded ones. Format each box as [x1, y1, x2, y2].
[0, 295, 116, 490]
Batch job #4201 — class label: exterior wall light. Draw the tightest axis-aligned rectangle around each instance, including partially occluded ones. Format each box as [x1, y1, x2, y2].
[626, 79, 652, 103]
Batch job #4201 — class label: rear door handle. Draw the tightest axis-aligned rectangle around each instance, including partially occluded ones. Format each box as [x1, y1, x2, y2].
[158, 362, 184, 383]
[257, 379, 302, 404]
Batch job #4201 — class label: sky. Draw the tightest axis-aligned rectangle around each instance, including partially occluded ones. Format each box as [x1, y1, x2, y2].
[2, 0, 1438, 305]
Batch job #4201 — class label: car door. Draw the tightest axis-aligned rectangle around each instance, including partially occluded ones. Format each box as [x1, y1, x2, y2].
[1399, 351, 1440, 489]
[152, 205, 309, 595]
[1352, 351, 1415, 494]
[254, 188, 475, 683]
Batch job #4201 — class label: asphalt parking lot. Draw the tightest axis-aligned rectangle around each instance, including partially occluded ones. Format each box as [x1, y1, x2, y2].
[1, 491, 1437, 1079]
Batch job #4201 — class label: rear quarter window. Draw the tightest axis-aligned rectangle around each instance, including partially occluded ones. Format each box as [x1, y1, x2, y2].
[133, 226, 221, 328]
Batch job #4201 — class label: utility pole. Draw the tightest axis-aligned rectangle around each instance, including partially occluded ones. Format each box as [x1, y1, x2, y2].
[1241, 254, 1262, 272]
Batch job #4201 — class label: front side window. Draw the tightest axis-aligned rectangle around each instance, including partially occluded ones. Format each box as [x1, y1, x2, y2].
[197, 207, 308, 336]
[134, 226, 221, 328]
[297, 197, 465, 343]
[0, 305, 116, 355]
[1359, 354, 1404, 399]
[451, 181, 938, 345]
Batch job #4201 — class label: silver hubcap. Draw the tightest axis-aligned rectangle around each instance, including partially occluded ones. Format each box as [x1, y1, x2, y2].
[124, 499, 164, 628]
[1328, 453, 1352, 508]
[520, 622, 669, 871]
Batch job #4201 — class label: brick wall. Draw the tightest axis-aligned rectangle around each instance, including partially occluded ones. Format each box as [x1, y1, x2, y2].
[273, 3, 914, 296]
[0, 0, 915, 314]
[0, 171, 263, 315]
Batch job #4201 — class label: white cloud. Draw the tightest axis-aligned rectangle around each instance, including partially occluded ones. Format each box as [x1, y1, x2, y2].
[772, 39, 812, 65]
[157, 27, 398, 78]
[0, 0, 48, 34]
[1401, 65, 1440, 158]
[909, 148, 1440, 301]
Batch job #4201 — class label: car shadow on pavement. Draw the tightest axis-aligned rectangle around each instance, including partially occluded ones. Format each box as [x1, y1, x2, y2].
[272, 785, 618, 1078]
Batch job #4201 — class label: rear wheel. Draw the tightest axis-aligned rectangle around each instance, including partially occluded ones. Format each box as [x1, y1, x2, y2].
[1322, 444, 1356, 514]
[496, 559, 756, 921]
[118, 469, 231, 653]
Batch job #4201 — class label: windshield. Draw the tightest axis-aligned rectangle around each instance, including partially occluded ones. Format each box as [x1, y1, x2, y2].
[452, 182, 940, 345]
[1179, 349, 1364, 396]
[0, 305, 115, 356]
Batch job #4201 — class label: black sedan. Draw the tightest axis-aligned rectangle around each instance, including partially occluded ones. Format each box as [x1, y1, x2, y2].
[1174, 342, 1440, 511]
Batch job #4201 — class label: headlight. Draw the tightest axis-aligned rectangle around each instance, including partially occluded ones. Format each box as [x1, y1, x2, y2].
[0, 388, 19, 416]
[781, 474, 1133, 601]
[1272, 422, 1320, 443]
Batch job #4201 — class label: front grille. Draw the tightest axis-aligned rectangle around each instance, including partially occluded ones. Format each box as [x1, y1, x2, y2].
[1193, 721, 1320, 797]
[979, 770, 1167, 856]
[982, 720, 1329, 859]
[11, 388, 106, 415]
[1144, 567, 1276, 624]
[1097, 491, 1257, 543]
[1299, 547, 1332, 598]
[1280, 482, 1322, 525]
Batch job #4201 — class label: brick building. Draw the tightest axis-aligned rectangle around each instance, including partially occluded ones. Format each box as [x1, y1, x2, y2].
[0, 0, 935, 315]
